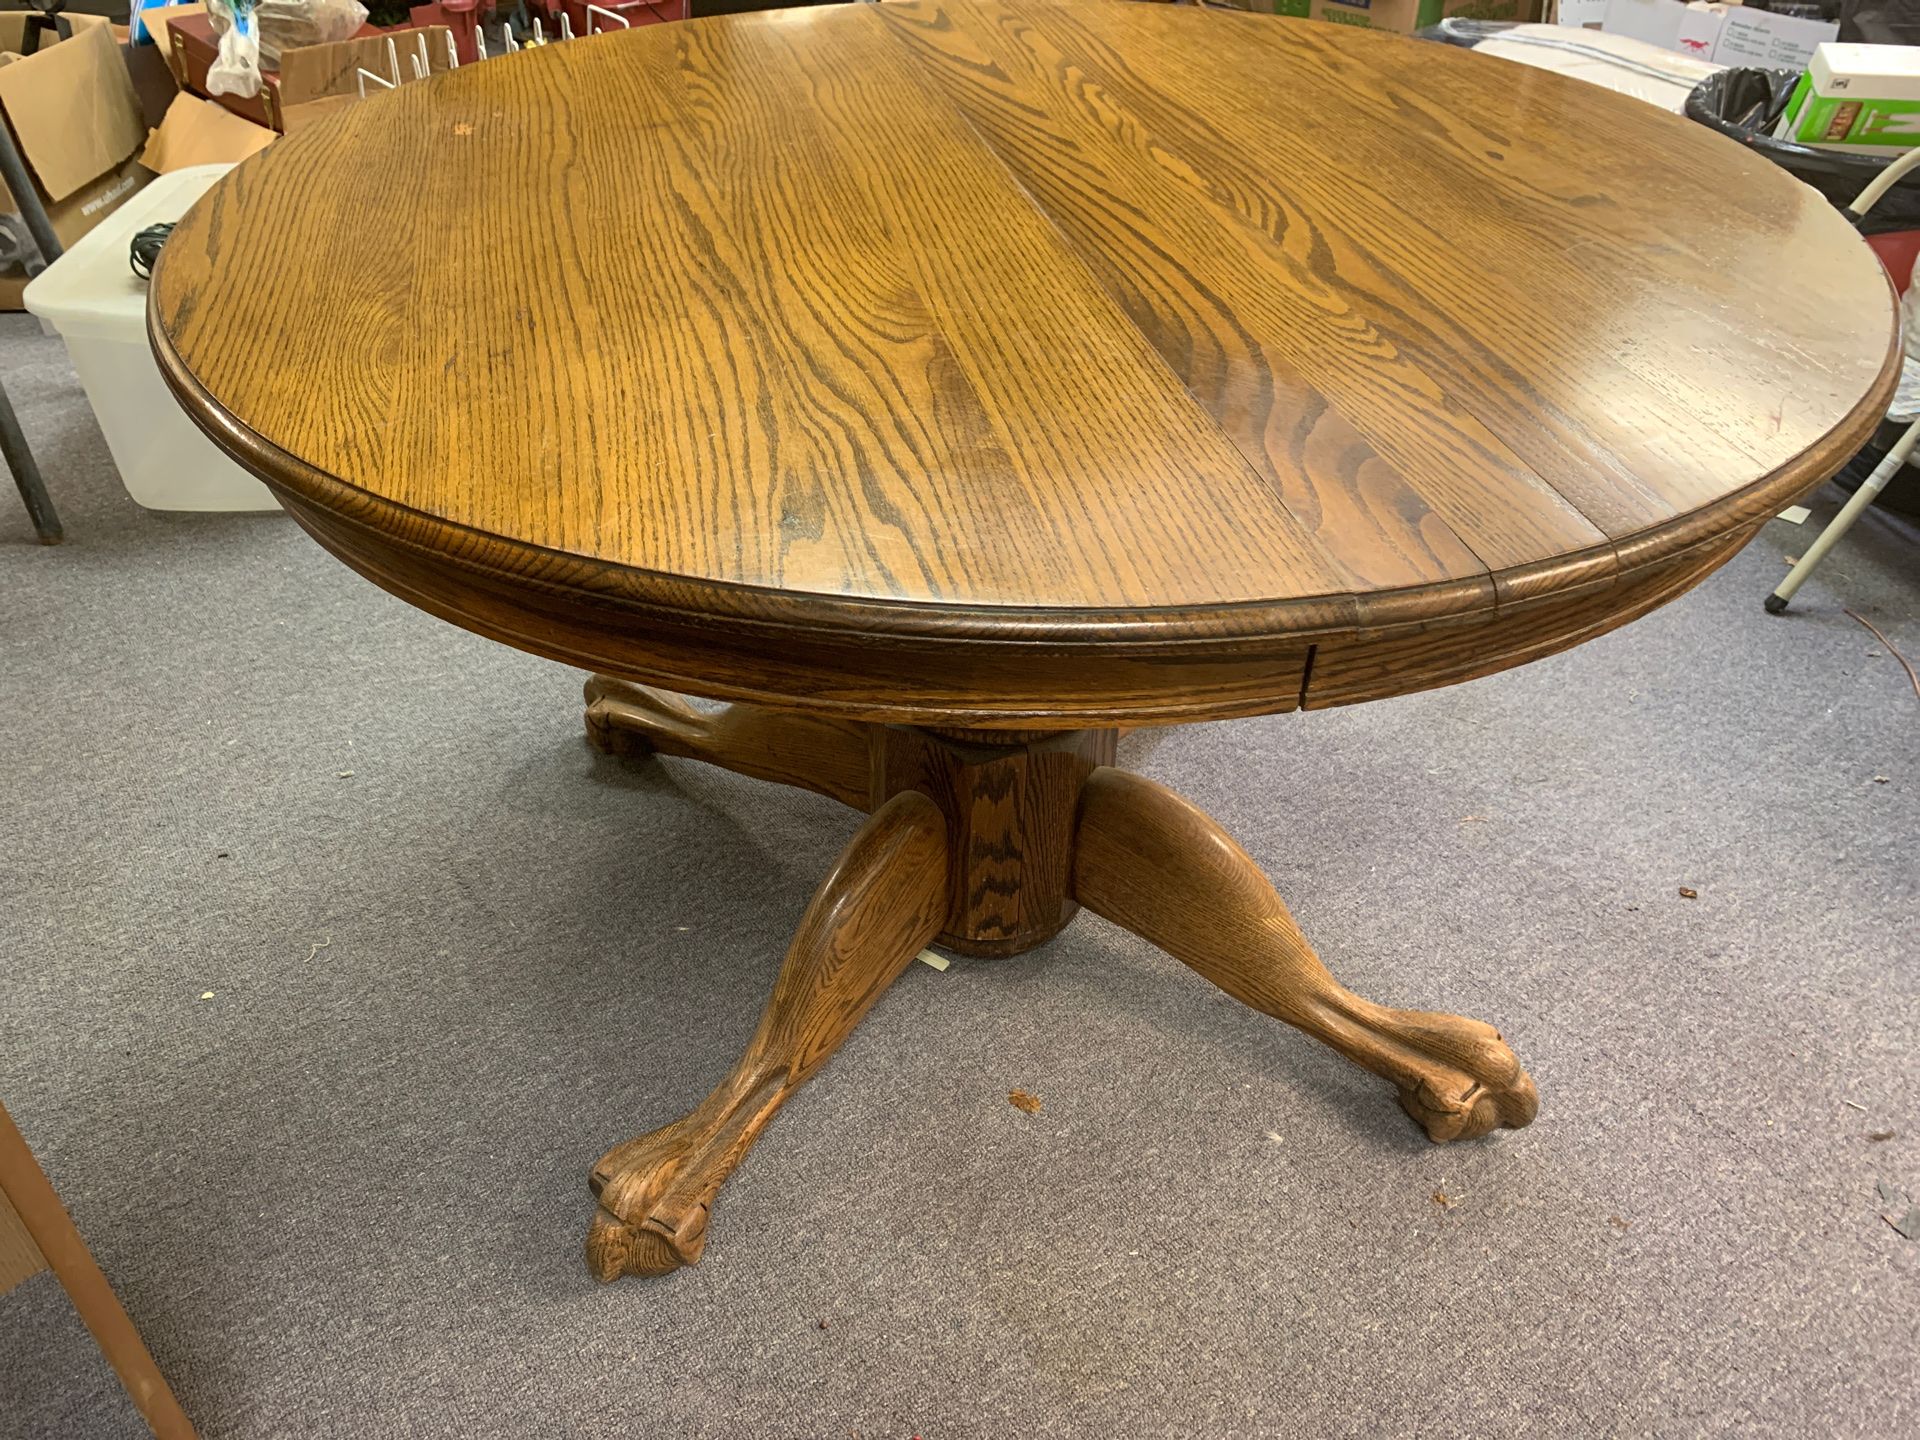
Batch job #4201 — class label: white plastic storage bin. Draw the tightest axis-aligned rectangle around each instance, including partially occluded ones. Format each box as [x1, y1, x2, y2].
[24, 164, 277, 512]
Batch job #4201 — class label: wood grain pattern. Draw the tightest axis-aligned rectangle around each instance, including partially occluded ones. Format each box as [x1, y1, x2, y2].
[0, 1187, 44, 1297]
[575, 697, 1549, 1276]
[938, 2, 1885, 540]
[0, 1103, 197, 1437]
[582, 682, 1115, 950]
[584, 673, 871, 807]
[577, 697, 1537, 1151]
[150, 1, 1899, 727]
[873, 724, 1116, 953]
[1305, 520, 1757, 708]
[1071, 769, 1537, 1141]
[586, 789, 948, 1279]
[886, 0, 1595, 595]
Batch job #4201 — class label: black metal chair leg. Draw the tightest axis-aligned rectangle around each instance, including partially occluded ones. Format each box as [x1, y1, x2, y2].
[0, 72, 64, 545]
[0, 376, 60, 544]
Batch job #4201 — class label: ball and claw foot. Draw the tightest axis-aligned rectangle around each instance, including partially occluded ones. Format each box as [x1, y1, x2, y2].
[584, 1112, 731, 1281]
[1381, 1010, 1540, 1142]
[1072, 768, 1540, 1146]
[582, 790, 949, 1282]
[585, 1201, 708, 1282]
[577, 709, 1543, 1283]
[582, 674, 872, 808]
[583, 675, 665, 759]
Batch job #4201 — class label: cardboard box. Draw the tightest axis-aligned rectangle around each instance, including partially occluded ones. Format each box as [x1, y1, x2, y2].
[1601, 0, 1835, 69]
[1780, 42, 1920, 150]
[1712, 4, 1836, 66]
[0, 18, 154, 309]
[122, 31, 186, 127]
[1217, 0, 1541, 33]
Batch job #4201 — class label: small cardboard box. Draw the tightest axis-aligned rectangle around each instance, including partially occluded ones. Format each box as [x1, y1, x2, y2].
[1780, 43, 1920, 150]
[1217, 0, 1541, 33]
[0, 17, 154, 310]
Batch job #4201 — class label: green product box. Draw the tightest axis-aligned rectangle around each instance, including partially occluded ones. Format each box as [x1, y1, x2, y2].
[1780, 43, 1920, 151]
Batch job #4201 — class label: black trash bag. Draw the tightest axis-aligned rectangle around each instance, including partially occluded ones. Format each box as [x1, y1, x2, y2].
[1686, 67, 1920, 234]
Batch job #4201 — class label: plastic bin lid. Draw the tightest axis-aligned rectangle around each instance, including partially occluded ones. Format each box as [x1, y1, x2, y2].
[23, 164, 234, 342]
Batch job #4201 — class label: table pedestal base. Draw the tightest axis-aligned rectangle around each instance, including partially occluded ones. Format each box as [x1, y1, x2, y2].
[581, 676, 1538, 1281]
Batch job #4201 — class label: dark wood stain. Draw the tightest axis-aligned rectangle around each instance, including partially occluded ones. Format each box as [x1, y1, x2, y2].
[873, 723, 1116, 953]
[149, 0, 1899, 728]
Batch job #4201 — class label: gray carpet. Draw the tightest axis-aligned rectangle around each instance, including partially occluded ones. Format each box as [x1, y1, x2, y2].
[2, 310, 1916, 1439]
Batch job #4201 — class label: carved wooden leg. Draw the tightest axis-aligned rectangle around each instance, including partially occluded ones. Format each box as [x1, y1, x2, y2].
[585, 790, 949, 1280]
[584, 675, 872, 810]
[1072, 769, 1537, 1142]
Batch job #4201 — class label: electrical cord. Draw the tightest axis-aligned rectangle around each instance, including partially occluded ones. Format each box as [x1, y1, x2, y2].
[129, 222, 175, 281]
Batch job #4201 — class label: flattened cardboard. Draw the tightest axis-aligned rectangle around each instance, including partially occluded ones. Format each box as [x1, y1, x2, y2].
[142, 92, 277, 172]
[0, 23, 147, 203]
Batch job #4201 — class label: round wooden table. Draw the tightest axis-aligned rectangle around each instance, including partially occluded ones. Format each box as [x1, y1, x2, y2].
[151, 0, 1899, 1281]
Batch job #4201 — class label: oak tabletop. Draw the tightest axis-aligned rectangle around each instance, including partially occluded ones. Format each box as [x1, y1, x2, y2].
[151, 0, 1899, 725]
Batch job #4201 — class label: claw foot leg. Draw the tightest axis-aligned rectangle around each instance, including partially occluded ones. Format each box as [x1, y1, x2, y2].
[1071, 769, 1537, 1142]
[583, 675, 872, 809]
[586, 790, 948, 1279]
[587, 1087, 775, 1279]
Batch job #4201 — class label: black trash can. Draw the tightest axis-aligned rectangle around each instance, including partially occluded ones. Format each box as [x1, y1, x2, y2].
[1685, 67, 1920, 235]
